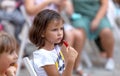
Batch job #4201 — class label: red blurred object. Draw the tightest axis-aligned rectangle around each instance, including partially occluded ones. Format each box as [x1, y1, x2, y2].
[63, 40, 68, 47]
[0, 24, 3, 31]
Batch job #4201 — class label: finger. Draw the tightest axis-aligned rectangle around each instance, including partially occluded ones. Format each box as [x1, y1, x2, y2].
[61, 44, 68, 53]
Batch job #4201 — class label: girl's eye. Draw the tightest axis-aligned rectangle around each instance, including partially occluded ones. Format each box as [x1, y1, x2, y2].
[60, 27, 64, 30]
[52, 29, 57, 31]
[9, 50, 14, 54]
[51, 27, 63, 31]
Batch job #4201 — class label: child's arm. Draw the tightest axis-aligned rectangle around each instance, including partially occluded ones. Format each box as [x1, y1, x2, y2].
[43, 65, 60, 76]
[24, 0, 62, 16]
[65, 0, 74, 17]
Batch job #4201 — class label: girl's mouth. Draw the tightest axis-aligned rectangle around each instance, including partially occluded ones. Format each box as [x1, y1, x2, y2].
[58, 37, 62, 40]
[10, 62, 16, 66]
[10, 62, 17, 68]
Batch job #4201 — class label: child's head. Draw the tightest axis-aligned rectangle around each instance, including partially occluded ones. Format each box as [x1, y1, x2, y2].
[0, 31, 18, 73]
[29, 9, 65, 48]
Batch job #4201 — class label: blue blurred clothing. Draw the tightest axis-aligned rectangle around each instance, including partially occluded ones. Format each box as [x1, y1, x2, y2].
[71, 0, 112, 39]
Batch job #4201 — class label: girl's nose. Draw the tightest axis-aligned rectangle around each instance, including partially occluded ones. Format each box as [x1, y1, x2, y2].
[14, 51, 18, 60]
[58, 30, 63, 36]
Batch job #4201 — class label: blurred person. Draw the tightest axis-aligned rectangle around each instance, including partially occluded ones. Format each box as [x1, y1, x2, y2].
[91, 0, 120, 58]
[29, 9, 78, 76]
[0, 23, 3, 31]
[66, 0, 115, 75]
[0, 0, 25, 43]
[24, 0, 66, 17]
[107, 0, 120, 26]
[0, 31, 18, 76]
[114, 0, 120, 28]
[106, 0, 120, 46]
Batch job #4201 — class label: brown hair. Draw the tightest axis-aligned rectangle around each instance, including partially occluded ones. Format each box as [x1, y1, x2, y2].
[29, 9, 65, 49]
[0, 31, 17, 54]
[113, 0, 120, 6]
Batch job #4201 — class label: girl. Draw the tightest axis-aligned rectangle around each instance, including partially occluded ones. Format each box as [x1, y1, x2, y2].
[29, 9, 78, 76]
[0, 31, 18, 76]
[25, 0, 83, 75]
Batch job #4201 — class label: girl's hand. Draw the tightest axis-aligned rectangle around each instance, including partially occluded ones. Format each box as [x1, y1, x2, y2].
[61, 41, 78, 64]
[67, 47, 78, 63]
[6, 66, 16, 76]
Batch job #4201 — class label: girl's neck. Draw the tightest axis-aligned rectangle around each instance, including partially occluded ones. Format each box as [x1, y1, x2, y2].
[43, 40, 55, 51]
[42, 45, 54, 51]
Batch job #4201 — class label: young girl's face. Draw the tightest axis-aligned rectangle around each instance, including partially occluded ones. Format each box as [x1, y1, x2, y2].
[0, 50, 18, 72]
[44, 19, 64, 45]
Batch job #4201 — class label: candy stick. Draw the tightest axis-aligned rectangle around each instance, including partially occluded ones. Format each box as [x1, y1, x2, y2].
[63, 40, 68, 47]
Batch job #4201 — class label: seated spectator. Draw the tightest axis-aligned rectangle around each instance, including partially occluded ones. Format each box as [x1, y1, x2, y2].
[29, 9, 78, 76]
[0, 24, 3, 31]
[66, 0, 115, 75]
[107, 0, 120, 27]
[91, 0, 120, 58]
[0, 0, 25, 43]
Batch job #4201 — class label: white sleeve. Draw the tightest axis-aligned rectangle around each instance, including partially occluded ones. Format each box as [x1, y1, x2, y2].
[33, 52, 55, 68]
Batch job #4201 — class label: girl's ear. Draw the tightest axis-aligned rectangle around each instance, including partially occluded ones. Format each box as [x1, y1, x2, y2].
[41, 32, 45, 37]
